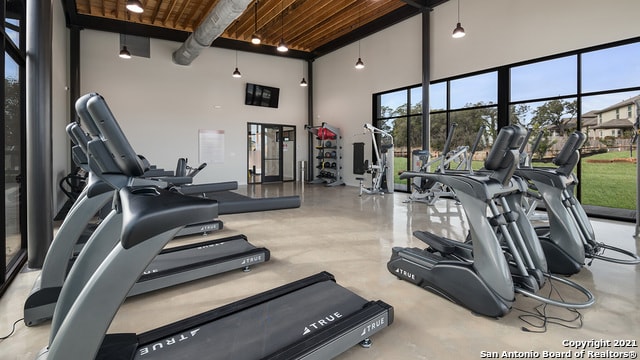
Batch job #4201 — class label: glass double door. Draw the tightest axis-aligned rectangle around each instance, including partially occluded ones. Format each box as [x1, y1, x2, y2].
[248, 123, 296, 184]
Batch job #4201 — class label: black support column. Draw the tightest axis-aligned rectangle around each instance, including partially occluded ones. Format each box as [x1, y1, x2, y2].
[26, 0, 53, 268]
[422, 7, 431, 151]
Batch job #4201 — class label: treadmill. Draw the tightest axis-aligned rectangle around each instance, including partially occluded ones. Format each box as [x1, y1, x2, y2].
[24, 93, 300, 327]
[35, 94, 393, 360]
[37, 185, 393, 359]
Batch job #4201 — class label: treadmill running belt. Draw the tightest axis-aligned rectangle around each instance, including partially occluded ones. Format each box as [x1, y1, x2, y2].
[133, 280, 368, 359]
[209, 191, 301, 215]
[139, 236, 256, 277]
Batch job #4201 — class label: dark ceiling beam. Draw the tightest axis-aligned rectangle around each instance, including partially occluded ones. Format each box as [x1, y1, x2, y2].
[402, 0, 450, 10]
[401, 0, 430, 9]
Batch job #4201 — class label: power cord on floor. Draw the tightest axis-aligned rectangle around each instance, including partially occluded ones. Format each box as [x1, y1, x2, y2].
[513, 274, 584, 333]
[0, 318, 24, 340]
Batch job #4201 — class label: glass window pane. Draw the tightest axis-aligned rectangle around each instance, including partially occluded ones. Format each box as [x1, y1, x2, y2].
[580, 92, 637, 209]
[582, 42, 640, 93]
[5, 53, 22, 269]
[382, 118, 404, 192]
[450, 72, 497, 109]
[429, 113, 447, 154]
[5, 0, 24, 49]
[511, 56, 577, 102]
[450, 108, 497, 167]
[429, 82, 446, 111]
[511, 98, 577, 167]
[378, 90, 407, 118]
[410, 86, 422, 115]
[5, 19, 19, 48]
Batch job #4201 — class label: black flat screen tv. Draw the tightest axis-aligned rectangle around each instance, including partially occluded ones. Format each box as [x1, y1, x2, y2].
[245, 83, 280, 108]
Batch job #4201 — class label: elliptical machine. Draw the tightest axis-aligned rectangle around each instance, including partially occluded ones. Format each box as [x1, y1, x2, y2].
[358, 123, 394, 196]
[388, 125, 594, 317]
[406, 124, 484, 205]
[516, 130, 640, 274]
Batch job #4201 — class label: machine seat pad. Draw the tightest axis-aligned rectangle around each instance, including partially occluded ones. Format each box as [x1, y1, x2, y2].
[119, 186, 218, 249]
[413, 231, 456, 255]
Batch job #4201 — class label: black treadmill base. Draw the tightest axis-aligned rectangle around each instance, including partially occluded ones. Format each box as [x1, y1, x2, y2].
[97, 272, 393, 360]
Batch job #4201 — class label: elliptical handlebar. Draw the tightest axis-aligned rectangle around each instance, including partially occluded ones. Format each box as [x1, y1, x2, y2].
[467, 125, 485, 174]
[519, 128, 532, 154]
[529, 131, 544, 163]
[439, 123, 457, 173]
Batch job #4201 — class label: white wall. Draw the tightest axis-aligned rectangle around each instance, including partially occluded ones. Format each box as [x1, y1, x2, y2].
[314, 0, 640, 186]
[79, 29, 309, 185]
[66, 0, 640, 189]
[430, 0, 640, 79]
[52, 0, 70, 213]
[312, 16, 422, 188]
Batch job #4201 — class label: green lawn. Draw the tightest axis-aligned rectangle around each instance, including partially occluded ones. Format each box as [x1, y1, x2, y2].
[579, 151, 637, 210]
[393, 150, 638, 210]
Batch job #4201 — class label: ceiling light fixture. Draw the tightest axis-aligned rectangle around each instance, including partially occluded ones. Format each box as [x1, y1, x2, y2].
[354, 4, 364, 69]
[355, 41, 364, 69]
[232, 49, 242, 78]
[119, 45, 132, 59]
[126, 0, 144, 14]
[277, 0, 288, 52]
[300, 62, 307, 87]
[452, 0, 465, 38]
[251, 1, 261, 45]
[232, 22, 242, 78]
[119, 33, 131, 59]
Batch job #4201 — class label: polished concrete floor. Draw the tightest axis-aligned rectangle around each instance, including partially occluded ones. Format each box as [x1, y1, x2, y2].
[1, 183, 639, 359]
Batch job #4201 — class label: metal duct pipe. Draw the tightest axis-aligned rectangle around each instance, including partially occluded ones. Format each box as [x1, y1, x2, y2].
[172, 0, 253, 66]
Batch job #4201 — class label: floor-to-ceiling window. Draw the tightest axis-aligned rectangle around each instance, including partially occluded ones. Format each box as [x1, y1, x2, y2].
[374, 86, 423, 192]
[433, 71, 498, 163]
[509, 40, 640, 215]
[373, 37, 639, 219]
[2, 0, 26, 296]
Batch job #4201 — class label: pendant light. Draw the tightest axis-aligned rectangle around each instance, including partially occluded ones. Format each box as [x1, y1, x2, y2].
[232, 22, 242, 78]
[300, 62, 307, 87]
[452, 0, 465, 38]
[277, 0, 288, 52]
[251, 1, 261, 45]
[232, 52, 242, 78]
[119, 33, 131, 59]
[354, 3, 364, 69]
[126, 0, 144, 13]
[355, 41, 364, 69]
[119, 46, 132, 59]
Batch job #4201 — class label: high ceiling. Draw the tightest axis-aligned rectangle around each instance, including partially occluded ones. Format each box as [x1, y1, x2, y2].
[62, 0, 449, 59]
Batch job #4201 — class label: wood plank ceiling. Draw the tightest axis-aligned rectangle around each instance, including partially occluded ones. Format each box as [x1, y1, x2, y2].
[68, 0, 449, 58]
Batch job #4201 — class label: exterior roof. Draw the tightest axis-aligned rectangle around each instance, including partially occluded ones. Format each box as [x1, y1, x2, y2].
[593, 94, 640, 114]
[592, 117, 634, 129]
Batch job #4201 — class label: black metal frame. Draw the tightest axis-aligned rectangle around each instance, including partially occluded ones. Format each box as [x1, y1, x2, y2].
[373, 36, 640, 221]
[247, 122, 297, 184]
[1, 0, 27, 297]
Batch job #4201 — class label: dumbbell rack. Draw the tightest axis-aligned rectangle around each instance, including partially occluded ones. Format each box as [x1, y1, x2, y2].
[305, 123, 344, 186]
